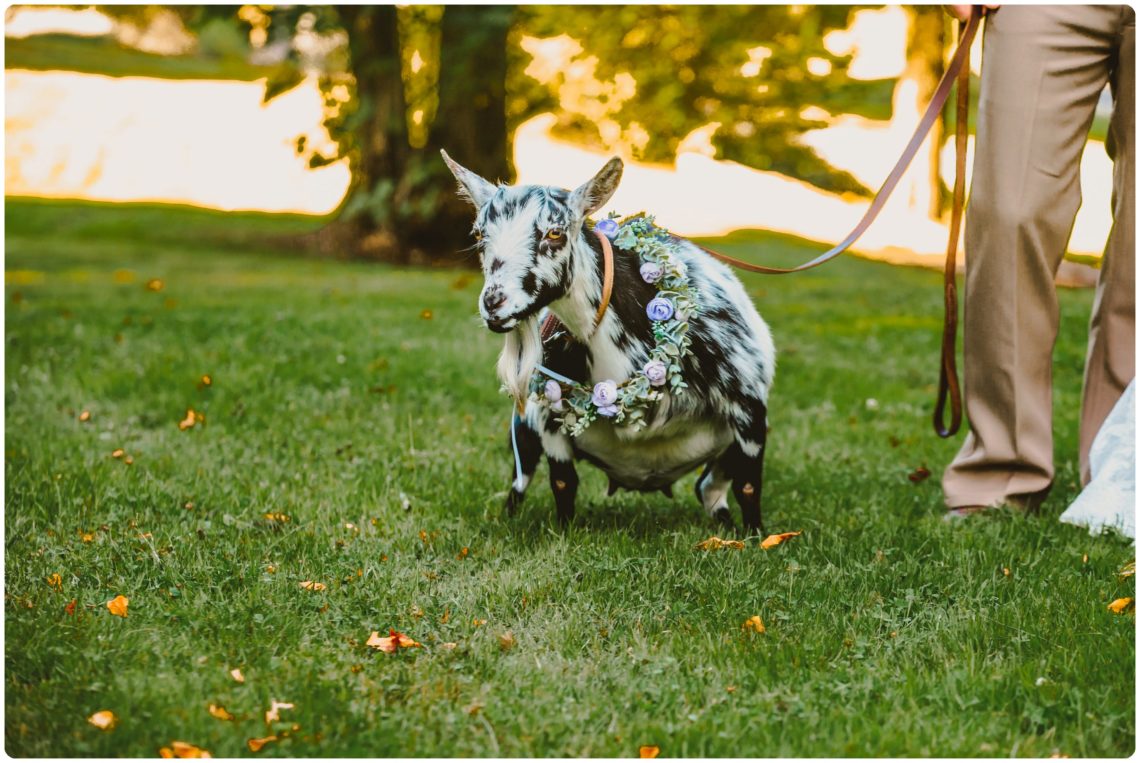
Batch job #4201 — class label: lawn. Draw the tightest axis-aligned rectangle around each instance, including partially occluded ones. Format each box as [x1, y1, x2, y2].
[4, 197, 1134, 757]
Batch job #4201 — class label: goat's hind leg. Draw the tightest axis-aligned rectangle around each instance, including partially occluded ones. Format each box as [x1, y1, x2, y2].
[695, 461, 736, 532]
[722, 398, 769, 535]
[505, 414, 542, 516]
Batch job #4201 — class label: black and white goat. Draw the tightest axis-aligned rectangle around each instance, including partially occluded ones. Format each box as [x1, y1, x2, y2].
[442, 150, 776, 533]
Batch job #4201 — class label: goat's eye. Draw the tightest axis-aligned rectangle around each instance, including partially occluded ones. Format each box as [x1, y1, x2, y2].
[546, 228, 564, 241]
[472, 230, 483, 242]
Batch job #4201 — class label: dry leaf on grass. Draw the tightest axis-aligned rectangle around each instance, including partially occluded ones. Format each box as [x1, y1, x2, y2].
[247, 736, 277, 753]
[639, 745, 660, 758]
[366, 629, 422, 653]
[65, 599, 77, 616]
[159, 741, 211, 758]
[1108, 597, 1134, 614]
[264, 700, 294, 724]
[742, 615, 766, 633]
[694, 536, 744, 551]
[106, 595, 129, 617]
[760, 531, 802, 550]
[79, 410, 91, 422]
[207, 704, 234, 721]
[298, 581, 327, 591]
[87, 710, 117, 730]
[498, 631, 517, 651]
[178, 409, 205, 431]
[229, 667, 245, 683]
[1118, 561, 1135, 579]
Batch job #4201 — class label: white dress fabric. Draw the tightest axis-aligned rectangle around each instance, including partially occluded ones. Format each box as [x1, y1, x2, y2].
[1060, 379, 1135, 540]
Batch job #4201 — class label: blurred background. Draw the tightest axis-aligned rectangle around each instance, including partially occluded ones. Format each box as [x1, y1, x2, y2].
[5, 4, 1115, 271]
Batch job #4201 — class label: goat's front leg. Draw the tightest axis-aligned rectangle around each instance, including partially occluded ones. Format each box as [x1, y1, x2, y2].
[540, 423, 577, 526]
[721, 398, 769, 535]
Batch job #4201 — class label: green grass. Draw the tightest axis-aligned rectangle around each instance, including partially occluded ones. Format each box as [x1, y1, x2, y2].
[5, 197, 1134, 757]
[6, 33, 273, 81]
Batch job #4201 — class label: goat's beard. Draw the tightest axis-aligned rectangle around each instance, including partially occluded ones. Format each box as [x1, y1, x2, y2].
[497, 315, 542, 408]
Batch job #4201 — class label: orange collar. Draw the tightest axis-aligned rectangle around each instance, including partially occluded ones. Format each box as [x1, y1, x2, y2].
[592, 228, 615, 329]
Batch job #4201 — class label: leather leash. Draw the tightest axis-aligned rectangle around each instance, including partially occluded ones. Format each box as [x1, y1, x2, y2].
[696, 7, 981, 437]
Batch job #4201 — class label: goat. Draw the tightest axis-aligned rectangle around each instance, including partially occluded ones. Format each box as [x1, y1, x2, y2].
[442, 150, 776, 533]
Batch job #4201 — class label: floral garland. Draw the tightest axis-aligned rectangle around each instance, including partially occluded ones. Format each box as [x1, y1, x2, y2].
[528, 214, 701, 437]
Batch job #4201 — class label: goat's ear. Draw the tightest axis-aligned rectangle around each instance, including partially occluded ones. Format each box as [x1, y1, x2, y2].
[569, 157, 623, 217]
[441, 149, 496, 209]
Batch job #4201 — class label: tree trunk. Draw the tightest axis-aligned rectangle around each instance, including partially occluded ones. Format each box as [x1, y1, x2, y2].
[320, 5, 512, 264]
[411, 5, 514, 263]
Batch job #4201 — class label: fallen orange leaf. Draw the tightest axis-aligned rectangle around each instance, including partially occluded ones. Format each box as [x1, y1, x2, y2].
[106, 595, 129, 617]
[694, 535, 745, 551]
[639, 745, 660, 758]
[264, 700, 294, 724]
[1108, 597, 1134, 614]
[742, 615, 766, 633]
[79, 410, 91, 422]
[160, 741, 211, 758]
[247, 736, 277, 753]
[65, 599, 77, 616]
[229, 667, 245, 683]
[498, 631, 517, 651]
[178, 409, 201, 431]
[111, 449, 125, 459]
[760, 531, 802, 550]
[299, 581, 327, 591]
[46, 573, 62, 591]
[207, 704, 234, 721]
[366, 629, 422, 653]
[87, 710, 117, 730]
[81, 532, 96, 543]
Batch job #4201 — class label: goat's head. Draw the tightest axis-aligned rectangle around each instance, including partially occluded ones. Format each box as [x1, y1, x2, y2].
[441, 150, 623, 333]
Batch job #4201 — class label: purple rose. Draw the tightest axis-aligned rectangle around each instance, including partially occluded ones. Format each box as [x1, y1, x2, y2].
[646, 297, 675, 322]
[639, 262, 664, 284]
[544, 380, 562, 402]
[591, 380, 619, 408]
[596, 404, 620, 417]
[643, 359, 668, 387]
[594, 218, 619, 239]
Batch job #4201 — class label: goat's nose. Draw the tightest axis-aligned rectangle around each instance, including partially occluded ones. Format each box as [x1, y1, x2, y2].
[482, 286, 507, 314]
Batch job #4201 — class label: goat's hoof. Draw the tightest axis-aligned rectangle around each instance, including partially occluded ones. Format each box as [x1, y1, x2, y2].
[504, 490, 523, 517]
[712, 507, 736, 532]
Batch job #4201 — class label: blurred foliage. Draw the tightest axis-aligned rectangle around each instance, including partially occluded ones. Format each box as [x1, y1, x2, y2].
[512, 5, 873, 194]
[10, 4, 1016, 254]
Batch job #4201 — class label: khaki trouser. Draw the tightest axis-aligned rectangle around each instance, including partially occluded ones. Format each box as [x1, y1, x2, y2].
[943, 5, 1135, 508]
